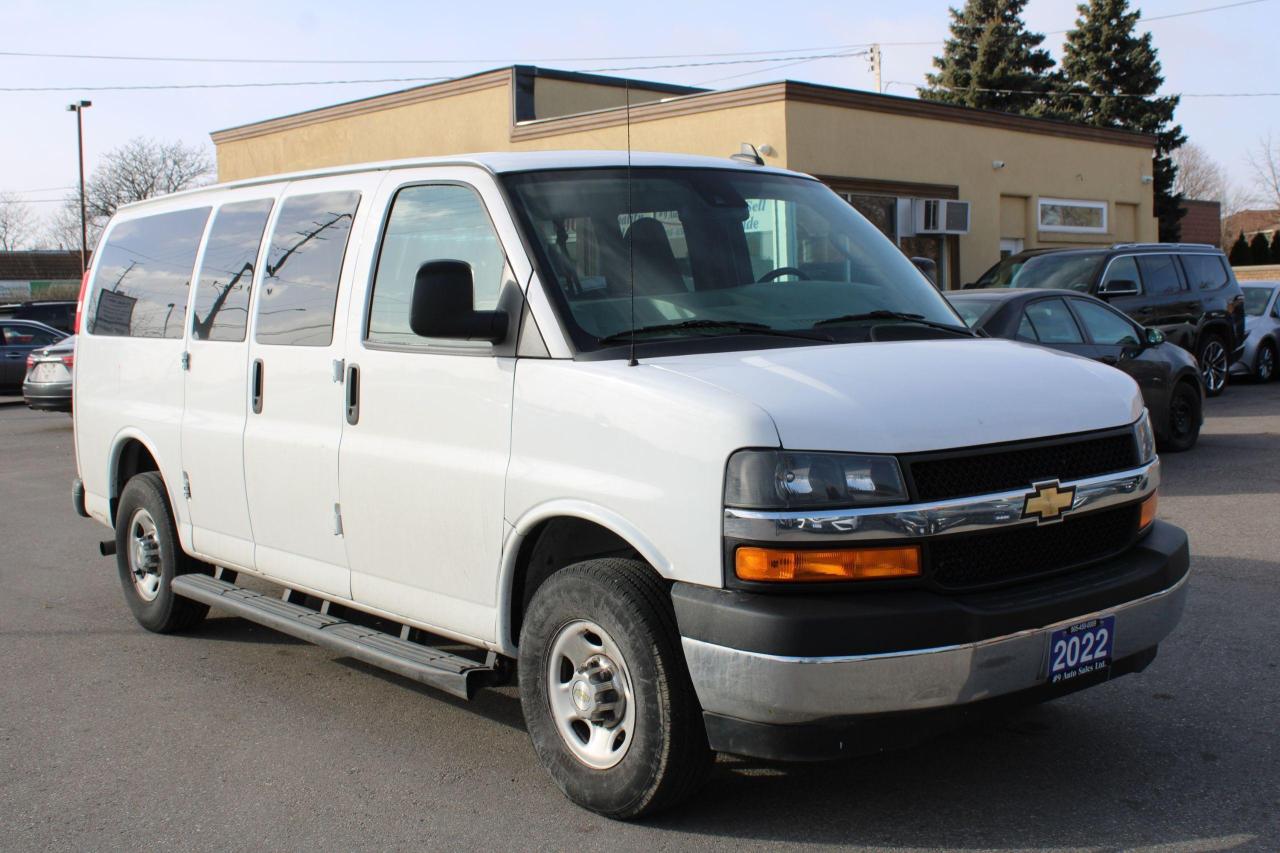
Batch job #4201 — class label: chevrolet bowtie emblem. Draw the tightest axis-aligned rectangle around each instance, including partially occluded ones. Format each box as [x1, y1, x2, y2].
[1022, 480, 1076, 524]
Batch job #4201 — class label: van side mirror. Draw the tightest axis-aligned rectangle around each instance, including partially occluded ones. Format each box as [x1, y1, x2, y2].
[1099, 278, 1139, 298]
[911, 256, 939, 287]
[1145, 327, 1165, 346]
[409, 260, 508, 343]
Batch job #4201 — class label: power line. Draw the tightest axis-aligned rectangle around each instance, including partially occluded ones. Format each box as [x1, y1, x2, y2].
[0, 51, 872, 93]
[889, 81, 1280, 99]
[0, 43, 875, 66]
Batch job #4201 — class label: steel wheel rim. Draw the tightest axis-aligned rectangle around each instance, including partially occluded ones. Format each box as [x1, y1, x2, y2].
[546, 619, 636, 770]
[1171, 391, 1194, 438]
[1259, 347, 1275, 381]
[127, 508, 162, 602]
[1201, 341, 1227, 393]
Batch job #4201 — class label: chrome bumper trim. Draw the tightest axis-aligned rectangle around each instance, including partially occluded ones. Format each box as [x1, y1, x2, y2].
[723, 460, 1158, 543]
[681, 573, 1187, 725]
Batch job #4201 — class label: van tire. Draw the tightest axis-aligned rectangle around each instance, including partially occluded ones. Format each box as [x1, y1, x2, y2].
[114, 472, 209, 633]
[518, 558, 712, 819]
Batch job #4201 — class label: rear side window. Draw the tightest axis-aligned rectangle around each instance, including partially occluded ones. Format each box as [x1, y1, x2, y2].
[1181, 254, 1229, 291]
[192, 199, 274, 342]
[1136, 254, 1184, 296]
[1101, 256, 1140, 291]
[367, 184, 506, 348]
[88, 207, 211, 338]
[255, 191, 360, 347]
[1024, 298, 1084, 344]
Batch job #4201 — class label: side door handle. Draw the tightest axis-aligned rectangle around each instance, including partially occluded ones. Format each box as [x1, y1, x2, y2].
[345, 363, 360, 425]
[251, 358, 264, 414]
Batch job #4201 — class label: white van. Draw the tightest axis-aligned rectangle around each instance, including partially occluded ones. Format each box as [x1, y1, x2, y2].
[72, 151, 1188, 818]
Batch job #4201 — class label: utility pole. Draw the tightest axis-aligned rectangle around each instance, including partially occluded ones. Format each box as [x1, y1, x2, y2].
[66, 100, 92, 274]
[869, 45, 882, 94]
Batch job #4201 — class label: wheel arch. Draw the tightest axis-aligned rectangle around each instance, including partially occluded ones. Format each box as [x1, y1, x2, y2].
[497, 502, 672, 655]
[107, 430, 169, 526]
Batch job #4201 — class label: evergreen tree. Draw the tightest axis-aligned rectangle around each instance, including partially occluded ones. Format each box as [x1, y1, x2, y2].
[1270, 232, 1280, 264]
[1229, 233, 1251, 266]
[1250, 233, 1272, 265]
[1056, 0, 1186, 242]
[921, 0, 1059, 114]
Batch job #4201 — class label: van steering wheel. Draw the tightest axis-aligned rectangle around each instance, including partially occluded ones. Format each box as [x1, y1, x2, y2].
[757, 266, 810, 283]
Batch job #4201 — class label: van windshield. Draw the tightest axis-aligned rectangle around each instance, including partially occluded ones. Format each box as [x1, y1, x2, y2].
[977, 251, 1105, 292]
[502, 167, 966, 354]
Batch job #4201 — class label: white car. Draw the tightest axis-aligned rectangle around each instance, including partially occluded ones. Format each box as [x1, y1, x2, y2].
[72, 151, 1188, 819]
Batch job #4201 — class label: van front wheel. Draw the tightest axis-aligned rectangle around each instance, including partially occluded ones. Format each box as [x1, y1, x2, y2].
[518, 559, 711, 819]
[114, 472, 209, 633]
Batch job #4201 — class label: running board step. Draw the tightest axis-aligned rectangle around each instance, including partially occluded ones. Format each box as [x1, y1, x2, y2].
[171, 574, 499, 700]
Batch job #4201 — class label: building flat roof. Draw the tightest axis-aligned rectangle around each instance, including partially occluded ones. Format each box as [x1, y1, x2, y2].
[211, 65, 1155, 151]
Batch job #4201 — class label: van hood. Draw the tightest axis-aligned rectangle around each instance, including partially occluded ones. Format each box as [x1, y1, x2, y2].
[648, 339, 1143, 454]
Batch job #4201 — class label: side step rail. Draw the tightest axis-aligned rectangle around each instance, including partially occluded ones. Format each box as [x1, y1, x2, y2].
[171, 574, 500, 700]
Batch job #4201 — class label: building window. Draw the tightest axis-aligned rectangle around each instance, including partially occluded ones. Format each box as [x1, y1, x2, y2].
[1038, 198, 1108, 234]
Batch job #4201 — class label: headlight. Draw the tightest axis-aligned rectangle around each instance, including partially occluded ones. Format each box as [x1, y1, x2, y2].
[1133, 410, 1157, 465]
[725, 449, 908, 510]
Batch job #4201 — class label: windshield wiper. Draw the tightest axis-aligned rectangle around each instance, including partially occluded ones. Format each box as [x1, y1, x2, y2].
[813, 310, 978, 337]
[596, 319, 832, 346]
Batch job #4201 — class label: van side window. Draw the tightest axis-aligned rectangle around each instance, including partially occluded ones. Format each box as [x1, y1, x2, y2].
[1101, 255, 1140, 292]
[192, 199, 274, 342]
[255, 191, 360, 347]
[1181, 254, 1229, 291]
[1136, 254, 1184, 296]
[367, 184, 506, 348]
[87, 207, 211, 338]
[1024, 298, 1084, 344]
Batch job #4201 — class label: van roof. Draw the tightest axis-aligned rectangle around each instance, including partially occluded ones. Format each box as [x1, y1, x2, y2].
[116, 150, 809, 213]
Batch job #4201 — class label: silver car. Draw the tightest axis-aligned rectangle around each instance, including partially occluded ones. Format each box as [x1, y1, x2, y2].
[1231, 283, 1280, 382]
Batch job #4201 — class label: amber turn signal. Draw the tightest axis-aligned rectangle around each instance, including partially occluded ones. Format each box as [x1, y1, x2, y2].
[735, 545, 921, 582]
[1139, 491, 1158, 529]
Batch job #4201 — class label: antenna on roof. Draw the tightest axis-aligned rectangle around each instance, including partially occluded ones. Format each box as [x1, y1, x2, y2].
[626, 78, 638, 367]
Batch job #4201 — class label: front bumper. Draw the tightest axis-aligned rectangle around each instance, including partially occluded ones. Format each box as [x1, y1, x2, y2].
[674, 520, 1189, 759]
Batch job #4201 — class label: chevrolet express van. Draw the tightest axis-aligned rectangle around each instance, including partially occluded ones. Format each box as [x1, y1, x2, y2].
[72, 152, 1189, 818]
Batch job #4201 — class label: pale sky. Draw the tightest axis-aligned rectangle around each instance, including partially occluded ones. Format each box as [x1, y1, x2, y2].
[3, 0, 1274, 243]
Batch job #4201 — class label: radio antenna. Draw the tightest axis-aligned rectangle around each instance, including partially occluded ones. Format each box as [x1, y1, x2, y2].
[626, 78, 637, 367]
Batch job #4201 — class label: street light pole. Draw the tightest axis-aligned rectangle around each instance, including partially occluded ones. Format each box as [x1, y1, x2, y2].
[66, 100, 92, 274]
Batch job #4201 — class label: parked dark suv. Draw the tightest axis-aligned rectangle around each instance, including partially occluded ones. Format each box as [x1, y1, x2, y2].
[972, 243, 1246, 396]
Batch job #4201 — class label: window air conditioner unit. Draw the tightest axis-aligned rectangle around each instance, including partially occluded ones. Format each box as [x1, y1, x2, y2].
[913, 199, 970, 235]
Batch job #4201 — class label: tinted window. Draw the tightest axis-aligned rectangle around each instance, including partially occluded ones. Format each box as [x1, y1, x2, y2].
[1181, 253, 1229, 291]
[1136, 254, 1184, 296]
[1101, 256, 1141, 291]
[1243, 286, 1275, 316]
[1016, 313, 1037, 341]
[1073, 299, 1140, 345]
[2, 323, 61, 347]
[88, 207, 211, 338]
[192, 199, 274, 342]
[255, 191, 360, 346]
[368, 185, 506, 348]
[1004, 252, 1104, 292]
[1024, 298, 1084, 344]
[947, 298, 998, 329]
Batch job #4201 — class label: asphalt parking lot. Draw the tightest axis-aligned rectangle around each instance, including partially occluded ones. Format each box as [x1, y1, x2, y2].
[1, 388, 1278, 852]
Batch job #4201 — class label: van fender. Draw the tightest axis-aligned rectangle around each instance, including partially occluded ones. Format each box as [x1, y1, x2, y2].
[107, 427, 193, 552]
[494, 500, 672, 657]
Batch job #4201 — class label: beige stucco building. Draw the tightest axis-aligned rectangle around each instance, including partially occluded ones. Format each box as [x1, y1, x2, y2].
[211, 66, 1158, 287]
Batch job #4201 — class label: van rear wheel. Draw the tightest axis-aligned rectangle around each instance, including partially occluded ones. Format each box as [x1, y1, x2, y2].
[115, 472, 209, 633]
[518, 559, 711, 819]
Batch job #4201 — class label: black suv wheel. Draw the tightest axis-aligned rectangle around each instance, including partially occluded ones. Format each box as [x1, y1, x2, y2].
[1198, 335, 1229, 397]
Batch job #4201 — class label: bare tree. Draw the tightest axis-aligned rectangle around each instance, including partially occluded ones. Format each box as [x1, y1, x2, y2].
[1246, 132, 1280, 211]
[0, 192, 37, 250]
[1172, 143, 1227, 202]
[40, 136, 214, 251]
